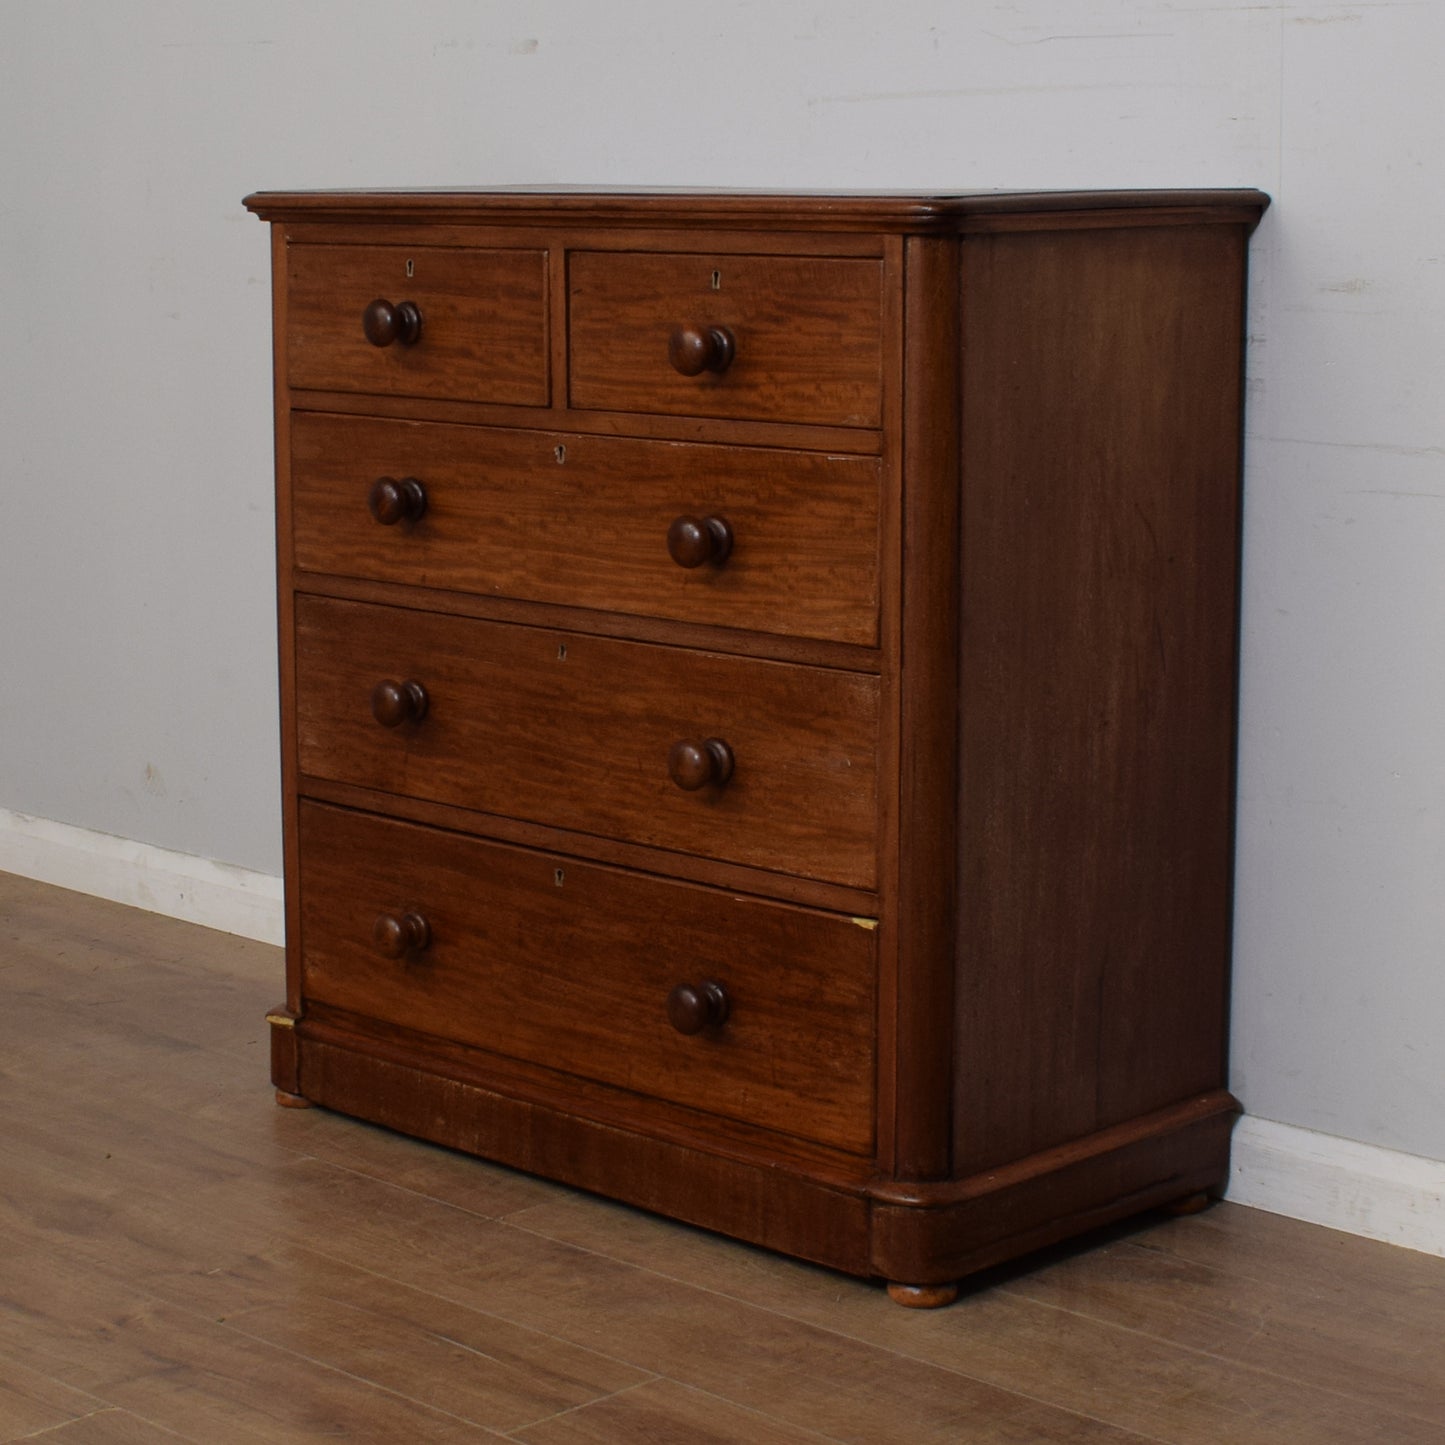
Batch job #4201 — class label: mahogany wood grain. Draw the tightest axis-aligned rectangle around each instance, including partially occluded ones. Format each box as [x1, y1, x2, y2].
[244, 187, 1270, 234]
[250, 188, 1269, 1302]
[269, 224, 305, 1024]
[568, 252, 884, 426]
[869, 1093, 1238, 1285]
[953, 223, 1248, 1174]
[886, 1283, 960, 1309]
[296, 775, 879, 917]
[290, 412, 882, 645]
[298, 803, 876, 1153]
[293, 595, 880, 889]
[298, 1037, 876, 1272]
[282, 388, 887, 456]
[668, 323, 735, 376]
[666, 514, 733, 569]
[293, 571, 883, 674]
[287, 243, 548, 404]
[301, 999, 879, 1188]
[887, 235, 961, 1181]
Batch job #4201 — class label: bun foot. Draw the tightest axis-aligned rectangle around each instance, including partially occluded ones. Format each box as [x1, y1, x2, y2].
[1165, 1190, 1213, 1217]
[887, 1281, 959, 1309]
[274, 1089, 312, 1109]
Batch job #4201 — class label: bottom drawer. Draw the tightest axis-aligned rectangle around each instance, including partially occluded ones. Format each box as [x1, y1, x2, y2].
[297, 802, 877, 1155]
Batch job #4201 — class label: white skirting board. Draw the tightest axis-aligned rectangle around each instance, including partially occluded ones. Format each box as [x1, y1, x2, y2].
[1226, 1116, 1445, 1258]
[0, 806, 284, 946]
[2, 806, 1442, 1257]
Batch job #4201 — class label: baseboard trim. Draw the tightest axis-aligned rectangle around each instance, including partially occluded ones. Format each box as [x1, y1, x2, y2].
[0, 807, 283, 945]
[1227, 1114, 1445, 1258]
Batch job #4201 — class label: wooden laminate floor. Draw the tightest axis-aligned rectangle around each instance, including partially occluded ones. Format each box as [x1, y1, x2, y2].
[2, 872, 1442, 1444]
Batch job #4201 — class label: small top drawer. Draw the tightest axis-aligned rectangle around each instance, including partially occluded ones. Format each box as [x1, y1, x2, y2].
[286, 243, 548, 404]
[568, 252, 884, 427]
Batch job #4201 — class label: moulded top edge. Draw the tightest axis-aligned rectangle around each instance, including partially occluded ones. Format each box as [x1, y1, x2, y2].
[241, 187, 1270, 234]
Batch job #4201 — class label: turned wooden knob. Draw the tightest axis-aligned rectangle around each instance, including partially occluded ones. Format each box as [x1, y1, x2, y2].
[667, 737, 734, 791]
[667, 980, 729, 1035]
[667, 515, 733, 568]
[371, 679, 429, 727]
[368, 476, 427, 525]
[362, 298, 423, 347]
[373, 911, 431, 958]
[668, 324, 734, 376]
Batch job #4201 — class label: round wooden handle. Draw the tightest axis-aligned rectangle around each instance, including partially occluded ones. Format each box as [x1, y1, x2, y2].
[371, 679, 429, 728]
[362, 298, 423, 347]
[667, 737, 734, 791]
[368, 477, 428, 525]
[373, 911, 431, 959]
[667, 980, 730, 1035]
[667, 515, 733, 568]
[668, 324, 735, 376]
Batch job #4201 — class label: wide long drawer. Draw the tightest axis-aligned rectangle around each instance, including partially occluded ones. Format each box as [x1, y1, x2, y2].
[294, 596, 880, 889]
[297, 802, 877, 1154]
[291, 412, 882, 645]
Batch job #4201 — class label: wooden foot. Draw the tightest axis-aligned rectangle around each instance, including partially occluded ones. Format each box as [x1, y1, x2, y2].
[1164, 1190, 1212, 1217]
[886, 1281, 960, 1309]
[274, 1089, 312, 1109]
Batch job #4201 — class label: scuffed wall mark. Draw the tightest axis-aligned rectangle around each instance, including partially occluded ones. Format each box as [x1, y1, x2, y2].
[160, 39, 276, 49]
[512, 37, 539, 54]
[143, 764, 167, 798]
[1277, 437, 1445, 460]
[1320, 278, 1373, 294]
[982, 30, 1175, 44]
[809, 83, 1164, 106]
[1346, 490, 1445, 501]
[1288, 12, 1362, 25]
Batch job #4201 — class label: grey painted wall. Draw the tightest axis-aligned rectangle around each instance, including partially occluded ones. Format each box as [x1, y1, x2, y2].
[2, 1, 1441, 1163]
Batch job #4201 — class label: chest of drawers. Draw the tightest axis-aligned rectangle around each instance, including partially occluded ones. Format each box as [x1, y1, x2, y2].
[244, 188, 1268, 1305]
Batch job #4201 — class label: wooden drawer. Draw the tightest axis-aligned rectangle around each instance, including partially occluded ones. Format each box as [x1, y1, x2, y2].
[290, 412, 882, 646]
[298, 802, 876, 1153]
[286, 243, 548, 404]
[294, 596, 879, 890]
[568, 252, 884, 427]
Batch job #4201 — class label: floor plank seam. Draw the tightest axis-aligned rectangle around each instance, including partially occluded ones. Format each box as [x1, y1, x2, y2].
[500, 1375, 851, 1445]
[492, 1217, 1179, 1443]
[298, 1239, 669, 1384]
[993, 1279, 1445, 1431]
[201, 1311, 508, 1433]
[8, 1405, 194, 1443]
[271, 1143, 542, 1226]
[499, 1376, 658, 1438]
[0, 1246, 512, 1441]
[642, 1377, 859, 1445]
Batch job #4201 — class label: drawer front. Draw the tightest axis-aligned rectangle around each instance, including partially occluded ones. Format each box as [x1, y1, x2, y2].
[286, 244, 548, 404]
[295, 596, 879, 890]
[568, 252, 884, 427]
[291, 413, 882, 646]
[298, 802, 877, 1153]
